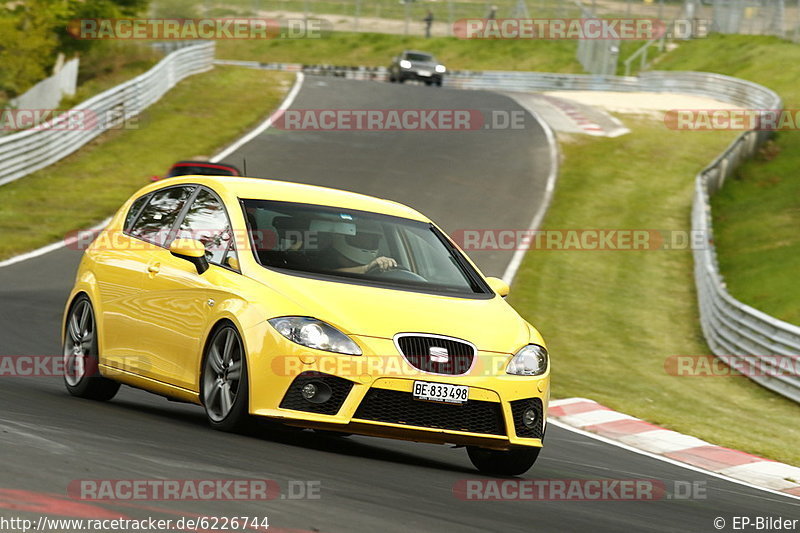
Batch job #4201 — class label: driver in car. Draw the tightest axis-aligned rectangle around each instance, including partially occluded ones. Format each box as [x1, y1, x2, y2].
[328, 223, 398, 274]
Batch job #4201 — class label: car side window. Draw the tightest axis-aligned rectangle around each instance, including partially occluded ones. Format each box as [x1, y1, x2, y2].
[124, 194, 150, 232]
[129, 186, 195, 247]
[175, 188, 234, 267]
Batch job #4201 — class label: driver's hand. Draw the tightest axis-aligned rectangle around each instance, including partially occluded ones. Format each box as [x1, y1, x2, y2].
[367, 256, 397, 272]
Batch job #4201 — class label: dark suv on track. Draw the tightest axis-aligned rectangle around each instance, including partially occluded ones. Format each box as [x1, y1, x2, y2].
[388, 50, 446, 86]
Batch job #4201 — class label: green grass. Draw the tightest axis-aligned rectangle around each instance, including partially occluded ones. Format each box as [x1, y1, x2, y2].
[654, 34, 800, 324]
[710, 143, 800, 324]
[0, 67, 291, 260]
[217, 31, 584, 72]
[509, 118, 800, 465]
[64, 42, 163, 107]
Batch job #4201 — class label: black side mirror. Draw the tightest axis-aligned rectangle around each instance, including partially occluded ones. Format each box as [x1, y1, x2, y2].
[169, 239, 209, 275]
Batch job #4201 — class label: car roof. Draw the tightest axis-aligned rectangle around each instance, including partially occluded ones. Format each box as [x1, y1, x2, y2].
[404, 50, 435, 56]
[141, 176, 430, 222]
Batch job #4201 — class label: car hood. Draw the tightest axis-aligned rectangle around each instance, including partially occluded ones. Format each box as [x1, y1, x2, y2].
[253, 270, 535, 353]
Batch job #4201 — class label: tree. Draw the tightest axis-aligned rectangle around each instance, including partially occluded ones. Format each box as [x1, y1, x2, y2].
[0, 0, 151, 99]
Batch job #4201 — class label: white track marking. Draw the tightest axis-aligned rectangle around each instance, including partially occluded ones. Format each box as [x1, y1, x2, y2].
[550, 397, 595, 406]
[0, 218, 110, 269]
[501, 100, 559, 285]
[617, 430, 711, 454]
[210, 72, 305, 163]
[548, 419, 800, 503]
[558, 410, 635, 428]
[718, 462, 800, 491]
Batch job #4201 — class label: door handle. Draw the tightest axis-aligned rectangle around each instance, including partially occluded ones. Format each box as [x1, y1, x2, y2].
[147, 263, 161, 274]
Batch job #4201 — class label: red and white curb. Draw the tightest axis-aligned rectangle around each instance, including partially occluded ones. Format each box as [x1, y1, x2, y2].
[539, 94, 606, 135]
[549, 398, 800, 497]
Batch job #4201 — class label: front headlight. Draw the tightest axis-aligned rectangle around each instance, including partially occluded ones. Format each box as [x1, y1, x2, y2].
[399, 59, 412, 69]
[435, 64, 446, 73]
[506, 344, 548, 376]
[268, 317, 362, 355]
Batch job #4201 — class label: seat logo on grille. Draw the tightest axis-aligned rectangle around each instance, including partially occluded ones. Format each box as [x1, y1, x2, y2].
[429, 346, 449, 363]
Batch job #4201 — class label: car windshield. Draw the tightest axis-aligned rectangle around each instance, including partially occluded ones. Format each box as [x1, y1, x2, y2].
[242, 199, 490, 296]
[406, 53, 434, 62]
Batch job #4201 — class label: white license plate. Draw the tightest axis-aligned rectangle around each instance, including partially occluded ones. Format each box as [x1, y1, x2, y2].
[417, 70, 432, 77]
[412, 381, 468, 404]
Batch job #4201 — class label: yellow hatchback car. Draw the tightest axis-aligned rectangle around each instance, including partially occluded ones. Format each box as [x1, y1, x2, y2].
[63, 176, 550, 475]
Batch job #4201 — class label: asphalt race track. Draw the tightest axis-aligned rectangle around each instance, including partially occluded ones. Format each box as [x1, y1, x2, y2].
[0, 77, 797, 532]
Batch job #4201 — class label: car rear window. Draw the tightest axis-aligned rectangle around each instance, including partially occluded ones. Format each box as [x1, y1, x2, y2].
[124, 194, 150, 232]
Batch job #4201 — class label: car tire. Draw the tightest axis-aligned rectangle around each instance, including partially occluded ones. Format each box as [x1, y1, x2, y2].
[467, 446, 541, 476]
[435, 79, 443, 87]
[63, 295, 120, 401]
[201, 324, 251, 432]
[398, 77, 405, 84]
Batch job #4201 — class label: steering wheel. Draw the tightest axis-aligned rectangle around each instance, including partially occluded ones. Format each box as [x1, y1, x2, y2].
[368, 263, 427, 282]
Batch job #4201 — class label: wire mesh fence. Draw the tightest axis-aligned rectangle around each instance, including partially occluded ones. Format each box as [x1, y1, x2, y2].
[149, 0, 800, 76]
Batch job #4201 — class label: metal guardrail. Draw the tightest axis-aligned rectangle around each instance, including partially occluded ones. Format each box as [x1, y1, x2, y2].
[9, 57, 80, 112]
[444, 70, 780, 107]
[623, 35, 667, 77]
[0, 41, 215, 187]
[213, 59, 389, 81]
[692, 115, 800, 404]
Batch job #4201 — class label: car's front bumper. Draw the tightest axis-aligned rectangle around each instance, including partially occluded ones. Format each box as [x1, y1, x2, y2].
[400, 70, 443, 82]
[246, 326, 549, 450]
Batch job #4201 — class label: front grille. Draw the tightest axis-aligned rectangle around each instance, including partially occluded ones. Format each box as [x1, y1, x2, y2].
[279, 372, 354, 415]
[510, 398, 545, 439]
[395, 334, 475, 375]
[354, 388, 505, 436]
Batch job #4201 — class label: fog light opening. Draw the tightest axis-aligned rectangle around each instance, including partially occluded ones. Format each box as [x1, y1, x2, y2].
[522, 407, 538, 429]
[301, 381, 332, 404]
